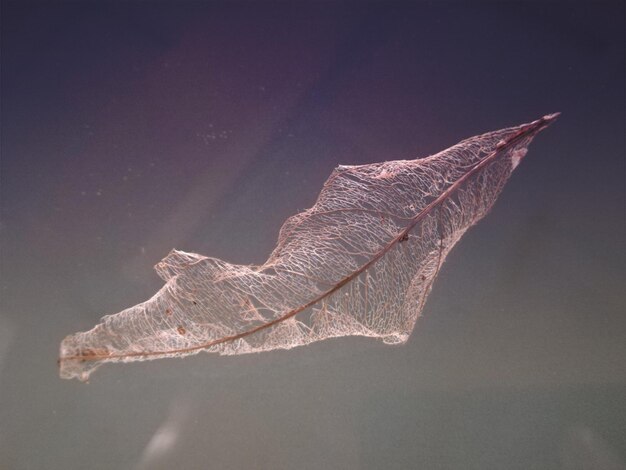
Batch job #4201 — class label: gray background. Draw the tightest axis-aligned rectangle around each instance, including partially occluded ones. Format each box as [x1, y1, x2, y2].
[1, 2, 625, 469]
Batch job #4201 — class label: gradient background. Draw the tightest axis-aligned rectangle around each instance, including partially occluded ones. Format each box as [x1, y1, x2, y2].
[1, 2, 624, 469]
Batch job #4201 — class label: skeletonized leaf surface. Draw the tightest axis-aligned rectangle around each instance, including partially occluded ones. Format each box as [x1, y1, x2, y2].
[59, 114, 558, 381]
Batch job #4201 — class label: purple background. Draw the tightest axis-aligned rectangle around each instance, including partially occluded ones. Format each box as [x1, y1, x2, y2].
[1, 2, 624, 469]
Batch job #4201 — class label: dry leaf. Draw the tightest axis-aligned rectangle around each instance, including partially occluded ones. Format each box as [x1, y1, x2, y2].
[59, 113, 559, 381]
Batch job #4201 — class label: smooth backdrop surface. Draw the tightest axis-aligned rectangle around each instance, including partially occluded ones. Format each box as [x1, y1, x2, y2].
[1, 2, 625, 469]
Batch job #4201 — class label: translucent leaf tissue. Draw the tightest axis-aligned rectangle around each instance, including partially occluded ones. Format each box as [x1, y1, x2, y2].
[59, 114, 559, 381]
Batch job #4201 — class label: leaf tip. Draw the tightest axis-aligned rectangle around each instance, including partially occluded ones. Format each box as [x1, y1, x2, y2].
[515, 112, 560, 142]
[542, 112, 560, 122]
